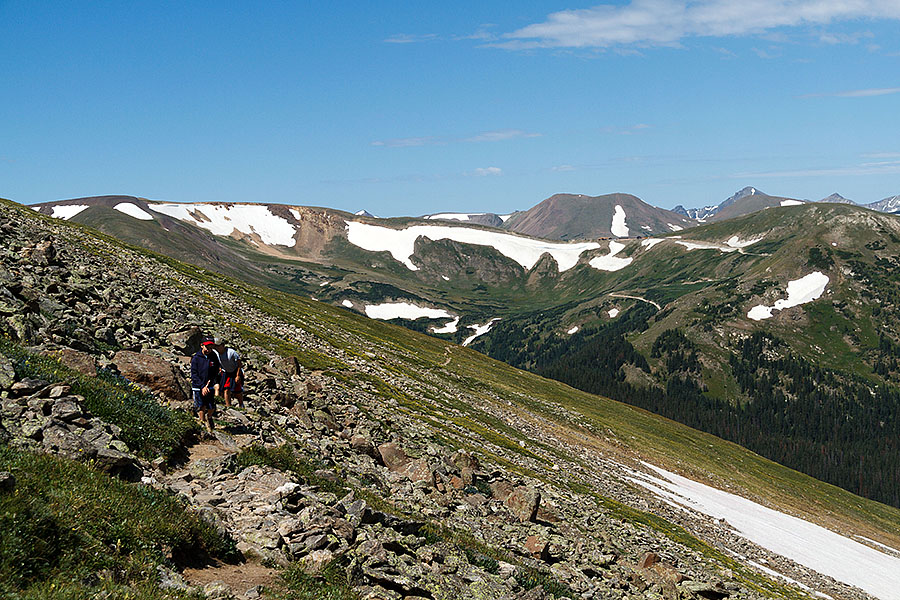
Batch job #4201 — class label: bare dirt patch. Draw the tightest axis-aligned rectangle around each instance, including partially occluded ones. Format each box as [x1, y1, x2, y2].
[183, 560, 279, 596]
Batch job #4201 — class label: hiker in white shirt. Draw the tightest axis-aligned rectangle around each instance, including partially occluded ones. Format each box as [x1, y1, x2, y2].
[213, 338, 244, 409]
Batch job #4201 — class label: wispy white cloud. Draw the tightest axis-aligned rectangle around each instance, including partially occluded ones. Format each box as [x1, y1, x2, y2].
[497, 0, 900, 49]
[552, 164, 577, 172]
[863, 152, 900, 159]
[470, 166, 503, 177]
[371, 136, 441, 148]
[372, 129, 540, 148]
[734, 158, 900, 179]
[462, 129, 541, 143]
[384, 33, 439, 44]
[801, 87, 900, 98]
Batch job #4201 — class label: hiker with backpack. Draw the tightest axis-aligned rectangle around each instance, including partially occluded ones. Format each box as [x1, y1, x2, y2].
[214, 338, 244, 409]
[190, 338, 221, 432]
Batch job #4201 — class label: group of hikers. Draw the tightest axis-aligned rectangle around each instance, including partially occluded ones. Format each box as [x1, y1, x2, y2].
[189, 337, 244, 432]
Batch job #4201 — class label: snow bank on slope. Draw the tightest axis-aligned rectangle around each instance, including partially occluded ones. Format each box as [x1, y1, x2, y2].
[641, 238, 665, 250]
[611, 205, 629, 237]
[747, 272, 829, 321]
[629, 463, 900, 600]
[432, 317, 460, 334]
[462, 318, 500, 347]
[725, 235, 763, 248]
[153, 203, 297, 246]
[341, 300, 353, 308]
[675, 240, 738, 253]
[364, 302, 455, 322]
[781, 200, 804, 207]
[50, 205, 89, 220]
[567, 326, 579, 335]
[608, 308, 620, 318]
[668, 223, 684, 231]
[346, 221, 599, 272]
[589, 241, 633, 272]
[113, 202, 154, 221]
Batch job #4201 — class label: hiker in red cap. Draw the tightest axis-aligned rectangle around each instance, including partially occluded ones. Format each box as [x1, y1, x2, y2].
[190, 338, 221, 432]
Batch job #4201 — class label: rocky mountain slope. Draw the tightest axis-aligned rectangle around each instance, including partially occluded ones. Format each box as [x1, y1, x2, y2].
[5, 198, 900, 599]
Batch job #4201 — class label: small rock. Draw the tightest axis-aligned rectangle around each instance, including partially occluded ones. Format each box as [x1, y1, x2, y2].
[0, 471, 15, 492]
[505, 486, 541, 522]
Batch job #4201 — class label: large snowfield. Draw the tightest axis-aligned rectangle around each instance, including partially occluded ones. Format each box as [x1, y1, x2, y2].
[611, 205, 629, 237]
[153, 203, 297, 246]
[346, 221, 599, 272]
[49, 204, 89, 220]
[629, 463, 900, 600]
[363, 302, 455, 322]
[113, 202, 154, 221]
[588, 241, 633, 271]
[748, 272, 829, 320]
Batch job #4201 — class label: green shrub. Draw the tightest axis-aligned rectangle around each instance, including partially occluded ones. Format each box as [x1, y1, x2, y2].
[274, 561, 358, 600]
[0, 446, 236, 598]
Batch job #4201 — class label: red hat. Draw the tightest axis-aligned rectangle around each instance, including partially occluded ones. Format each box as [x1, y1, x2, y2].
[201, 338, 215, 346]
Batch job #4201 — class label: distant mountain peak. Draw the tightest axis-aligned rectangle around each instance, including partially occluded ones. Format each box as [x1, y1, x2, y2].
[721, 186, 762, 209]
[355, 209, 375, 217]
[820, 193, 855, 205]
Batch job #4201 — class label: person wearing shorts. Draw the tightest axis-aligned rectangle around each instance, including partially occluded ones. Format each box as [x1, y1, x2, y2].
[191, 339, 221, 431]
[214, 338, 244, 409]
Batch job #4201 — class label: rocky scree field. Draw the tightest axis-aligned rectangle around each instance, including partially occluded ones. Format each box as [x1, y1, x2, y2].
[2, 197, 900, 600]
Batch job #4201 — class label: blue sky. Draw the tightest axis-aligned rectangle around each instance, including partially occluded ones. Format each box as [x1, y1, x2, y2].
[2, 1, 899, 216]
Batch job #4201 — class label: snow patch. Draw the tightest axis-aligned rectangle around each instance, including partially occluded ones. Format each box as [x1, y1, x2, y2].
[667, 223, 684, 232]
[113, 202, 154, 221]
[341, 300, 353, 308]
[441, 275, 450, 281]
[50, 204, 89, 220]
[781, 200, 804, 207]
[725, 235, 763, 248]
[611, 205, 629, 237]
[747, 272, 829, 321]
[499, 214, 513, 222]
[433, 317, 460, 334]
[153, 203, 297, 246]
[425, 213, 484, 221]
[628, 462, 900, 600]
[364, 302, 455, 322]
[641, 238, 665, 250]
[346, 221, 599, 272]
[567, 326, 579, 335]
[608, 308, 620, 318]
[589, 241, 633, 272]
[675, 240, 738, 253]
[462, 318, 500, 347]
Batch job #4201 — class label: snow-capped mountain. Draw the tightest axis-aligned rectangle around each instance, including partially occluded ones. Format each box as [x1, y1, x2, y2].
[864, 195, 900, 213]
